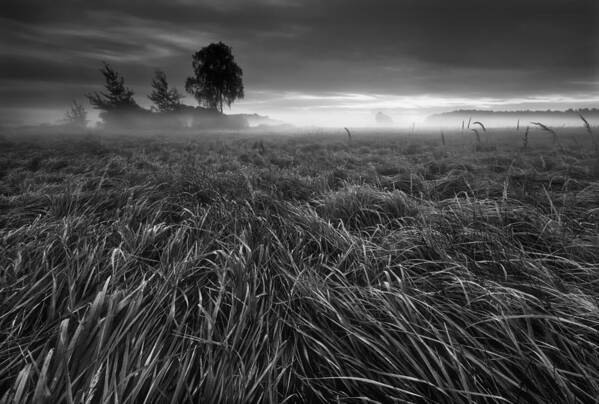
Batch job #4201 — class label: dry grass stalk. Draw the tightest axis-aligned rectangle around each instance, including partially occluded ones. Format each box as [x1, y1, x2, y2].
[471, 128, 481, 143]
[579, 113, 597, 154]
[344, 127, 352, 146]
[472, 121, 486, 132]
[522, 126, 529, 150]
[531, 121, 559, 146]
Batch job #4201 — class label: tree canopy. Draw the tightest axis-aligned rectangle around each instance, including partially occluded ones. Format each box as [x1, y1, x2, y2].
[185, 42, 244, 113]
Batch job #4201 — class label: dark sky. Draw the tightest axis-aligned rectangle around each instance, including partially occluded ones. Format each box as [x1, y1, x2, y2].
[1, 0, 598, 126]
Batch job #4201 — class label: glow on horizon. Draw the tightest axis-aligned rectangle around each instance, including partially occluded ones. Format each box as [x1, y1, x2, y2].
[8, 91, 599, 128]
[230, 91, 599, 127]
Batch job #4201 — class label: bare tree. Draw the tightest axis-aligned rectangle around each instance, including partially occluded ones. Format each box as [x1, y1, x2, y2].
[64, 100, 87, 127]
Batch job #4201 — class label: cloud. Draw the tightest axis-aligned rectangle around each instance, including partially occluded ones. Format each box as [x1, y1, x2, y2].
[1, 0, 597, 126]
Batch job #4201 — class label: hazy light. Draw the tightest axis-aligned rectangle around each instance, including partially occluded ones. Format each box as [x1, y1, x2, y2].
[7, 90, 599, 128]
[231, 91, 599, 127]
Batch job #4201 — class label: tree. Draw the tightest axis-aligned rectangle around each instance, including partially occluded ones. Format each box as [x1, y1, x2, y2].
[185, 42, 244, 113]
[148, 70, 184, 112]
[87, 63, 139, 111]
[64, 100, 87, 127]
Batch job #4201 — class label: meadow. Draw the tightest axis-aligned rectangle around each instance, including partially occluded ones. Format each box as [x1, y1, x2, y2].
[1, 126, 599, 403]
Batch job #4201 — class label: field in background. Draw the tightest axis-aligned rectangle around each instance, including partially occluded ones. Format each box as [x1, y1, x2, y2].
[1, 127, 599, 402]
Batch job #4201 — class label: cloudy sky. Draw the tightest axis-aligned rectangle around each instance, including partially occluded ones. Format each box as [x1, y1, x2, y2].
[1, 0, 598, 126]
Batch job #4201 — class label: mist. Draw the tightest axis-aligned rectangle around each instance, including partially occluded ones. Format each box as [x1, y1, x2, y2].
[2, 0, 598, 131]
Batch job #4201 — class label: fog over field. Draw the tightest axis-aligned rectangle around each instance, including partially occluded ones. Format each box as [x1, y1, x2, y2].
[1, 0, 598, 128]
[2, 1, 599, 403]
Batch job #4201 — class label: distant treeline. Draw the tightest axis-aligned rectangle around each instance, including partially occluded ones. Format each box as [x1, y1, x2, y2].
[427, 108, 599, 128]
[435, 108, 599, 115]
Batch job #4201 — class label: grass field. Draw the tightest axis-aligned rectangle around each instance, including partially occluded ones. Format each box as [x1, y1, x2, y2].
[1, 127, 599, 403]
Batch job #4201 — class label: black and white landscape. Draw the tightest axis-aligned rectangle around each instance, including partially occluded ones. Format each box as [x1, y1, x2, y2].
[1, 1, 599, 402]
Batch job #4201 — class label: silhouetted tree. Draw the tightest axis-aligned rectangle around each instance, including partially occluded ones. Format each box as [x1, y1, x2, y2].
[64, 100, 87, 127]
[185, 42, 244, 113]
[87, 63, 139, 111]
[148, 70, 183, 112]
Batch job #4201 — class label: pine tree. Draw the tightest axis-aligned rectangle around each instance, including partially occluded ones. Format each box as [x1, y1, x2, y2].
[87, 63, 139, 111]
[148, 71, 183, 112]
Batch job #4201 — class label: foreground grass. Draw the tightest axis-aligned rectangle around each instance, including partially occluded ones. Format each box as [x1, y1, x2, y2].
[1, 129, 599, 402]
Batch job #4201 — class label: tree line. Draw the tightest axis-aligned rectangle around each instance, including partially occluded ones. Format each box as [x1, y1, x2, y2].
[66, 42, 244, 128]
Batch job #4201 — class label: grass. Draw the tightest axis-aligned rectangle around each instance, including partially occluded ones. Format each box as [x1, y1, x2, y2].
[1, 127, 599, 402]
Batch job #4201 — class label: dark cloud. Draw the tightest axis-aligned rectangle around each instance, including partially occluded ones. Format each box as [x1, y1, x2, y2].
[1, 0, 597, 125]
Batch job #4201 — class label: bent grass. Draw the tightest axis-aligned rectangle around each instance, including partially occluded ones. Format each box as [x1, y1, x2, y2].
[1, 128, 599, 402]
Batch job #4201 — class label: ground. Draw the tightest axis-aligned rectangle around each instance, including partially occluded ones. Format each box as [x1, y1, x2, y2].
[1, 127, 598, 403]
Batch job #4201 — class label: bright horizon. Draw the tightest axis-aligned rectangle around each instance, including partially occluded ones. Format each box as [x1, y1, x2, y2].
[1, 0, 598, 128]
[7, 91, 599, 129]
